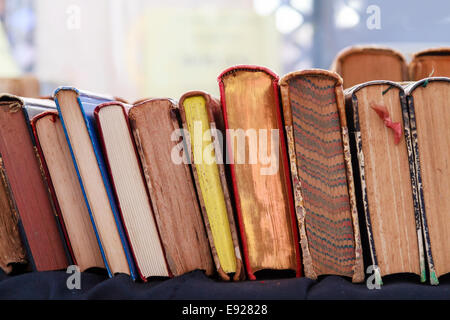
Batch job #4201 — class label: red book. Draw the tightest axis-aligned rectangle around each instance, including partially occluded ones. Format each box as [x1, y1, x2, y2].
[218, 65, 302, 280]
[0, 94, 69, 271]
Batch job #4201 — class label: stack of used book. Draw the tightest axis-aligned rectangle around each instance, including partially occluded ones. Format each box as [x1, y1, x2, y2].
[0, 46, 448, 286]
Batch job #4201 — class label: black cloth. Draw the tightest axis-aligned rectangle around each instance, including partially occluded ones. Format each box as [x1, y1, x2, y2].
[0, 269, 450, 300]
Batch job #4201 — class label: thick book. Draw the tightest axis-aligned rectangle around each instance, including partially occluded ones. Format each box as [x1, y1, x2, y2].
[0, 94, 69, 271]
[31, 110, 104, 272]
[279, 69, 364, 282]
[409, 48, 450, 80]
[331, 46, 408, 89]
[54, 87, 136, 279]
[94, 102, 170, 280]
[0, 155, 27, 273]
[218, 65, 302, 280]
[179, 91, 244, 281]
[344, 80, 424, 285]
[128, 98, 214, 277]
[404, 77, 450, 285]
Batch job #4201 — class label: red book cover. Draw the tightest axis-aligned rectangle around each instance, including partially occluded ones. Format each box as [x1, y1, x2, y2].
[217, 65, 302, 280]
[0, 94, 69, 271]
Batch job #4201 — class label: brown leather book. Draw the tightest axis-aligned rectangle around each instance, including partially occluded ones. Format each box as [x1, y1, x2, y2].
[279, 69, 364, 282]
[345, 81, 424, 285]
[179, 91, 244, 281]
[0, 94, 69, 271]
[409, 48, 450, 80]
[404, 78, 450, 285]
[332, 46, 408, 89]
[0, 156, 27, 273]
[31, 111, 104, 272]
[218, 65, 301, 280]
[0, 76, 40, 98]
[128, 98, 214, 277]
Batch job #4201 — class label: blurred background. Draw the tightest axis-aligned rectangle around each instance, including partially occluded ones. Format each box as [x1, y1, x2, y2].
[0, 0, 449, 101]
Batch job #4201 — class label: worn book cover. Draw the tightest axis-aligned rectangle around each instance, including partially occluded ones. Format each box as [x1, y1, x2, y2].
[218, 65, 301, 280]
[331, 46, 408, 89]
[345, 80, 424, 285]
[179, 90, 244, 281]
[128, 98, 214, 277]
[409, 48, 450, 80]
[0, 94, 69, 271]
[279, 69, 364, 282]
[0, 156, 27, 273]
[404, 77, 450, 285]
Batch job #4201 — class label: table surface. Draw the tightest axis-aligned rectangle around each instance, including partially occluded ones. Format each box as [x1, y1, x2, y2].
[1, 269, 450, 300]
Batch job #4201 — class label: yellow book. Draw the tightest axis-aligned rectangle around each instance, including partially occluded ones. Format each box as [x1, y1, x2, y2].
[179, 91, 244, 281]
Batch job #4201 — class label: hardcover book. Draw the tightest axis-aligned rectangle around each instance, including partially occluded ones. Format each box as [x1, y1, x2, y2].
[31, 110, 104, 272]
[128, 98, 214, 277]
[409, 48, 450, 80]
[54, 87, 136, 279]
[95, 102, 170, 280]
[0, 94, 69, 271]
[279, 70, 364, 282]
[179, 91, 244, 281]
[331, 46, 408, 89]
[404, 77, 450, 285]
[217, 65, 301, 280]
[0, 156, 27, 273]
[344, 80, 424, 285]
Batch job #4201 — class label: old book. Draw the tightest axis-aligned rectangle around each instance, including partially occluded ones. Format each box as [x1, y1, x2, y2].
[179, 91, 244, 281]
[54, 87, 136, 279]
[0, 156, 27, 273]
[95, 102, 170, 280]
[345, 80, 424, 285]
[409, 48, 450, 80]
[279, 70, 364, 282]
[332, 46, 408, 89]
[128, 98, 214, 277]
[31, 110, 104, 272]
[218, 65, 301, 280]
[404, 78, 450, 285]
[0, 76, 40, 98]
[0, 94, 69, 271]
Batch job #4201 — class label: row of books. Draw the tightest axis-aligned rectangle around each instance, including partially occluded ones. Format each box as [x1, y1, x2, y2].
[0, 45, 449, 286]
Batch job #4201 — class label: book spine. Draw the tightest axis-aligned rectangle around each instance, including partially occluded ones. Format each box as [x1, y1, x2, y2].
[345, 93, 382, 286]
[406, 94, 437, 285]
[76, 96, 137, 280]
[334, 87, 364, 283]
